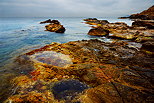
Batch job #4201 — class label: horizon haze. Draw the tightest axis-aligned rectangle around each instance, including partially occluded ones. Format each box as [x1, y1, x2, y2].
[0, 0, 153, 17]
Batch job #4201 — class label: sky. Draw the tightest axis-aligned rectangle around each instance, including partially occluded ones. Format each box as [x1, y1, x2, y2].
[0, 0, 153, 17]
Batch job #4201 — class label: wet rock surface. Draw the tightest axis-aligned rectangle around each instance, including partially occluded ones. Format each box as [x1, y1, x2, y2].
[45, 23, 66, 33]
[29, 51, 73, 68]
[4, 38, 154, 103]
[88, 27, 109, 36]
[132, 20, 154, 29]
[84, 18, 154, 43]
[41, 19, 66, 33]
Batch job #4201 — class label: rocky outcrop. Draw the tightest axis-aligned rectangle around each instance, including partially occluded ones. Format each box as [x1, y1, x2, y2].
[45, 23, 65, 33]
[44, 20, 66, 33]
[84, 18, 109, 25]
[83, 18, 98, 21]
[40, 19, 60, 24]
[132, 20, 154, 29]
[84, 18, 154, 42]
[40, 19, 52, 24]
[4, 39, 154, 103]
[88, 27, 109, 36]
[141, 41, 154, 52]
[120, 5, 154, 20]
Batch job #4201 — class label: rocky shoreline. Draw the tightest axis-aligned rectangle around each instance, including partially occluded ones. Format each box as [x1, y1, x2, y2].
[1, 6, 154, 103]
[3, 37, 153, 102]
[2, 18, 154, 102]
[119, 5, 154, 20]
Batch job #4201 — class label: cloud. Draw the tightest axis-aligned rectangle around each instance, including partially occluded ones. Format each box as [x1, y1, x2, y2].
[0, 0, 153, 17]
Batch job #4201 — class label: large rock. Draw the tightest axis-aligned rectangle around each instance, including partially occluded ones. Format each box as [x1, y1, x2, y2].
[132, 20, 154, 29]
[88, 27, 109, 36]
[40, 19, 65, 33]
[45, 23, 65, 33]
[141, 41, 154, 52]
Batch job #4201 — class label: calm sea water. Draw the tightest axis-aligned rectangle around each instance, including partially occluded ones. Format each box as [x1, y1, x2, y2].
[0, 17, 132, 68]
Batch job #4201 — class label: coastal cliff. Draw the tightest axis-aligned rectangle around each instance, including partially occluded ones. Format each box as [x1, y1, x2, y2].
[120, 5, 154, 20]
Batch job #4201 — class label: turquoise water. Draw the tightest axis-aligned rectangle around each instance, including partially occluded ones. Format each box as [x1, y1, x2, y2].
[0, 17, 132, 67]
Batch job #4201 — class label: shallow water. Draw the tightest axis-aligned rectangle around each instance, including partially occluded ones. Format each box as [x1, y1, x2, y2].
[52, 79, 89, 100]
[0, 17, 132, 68]
[30, 51, 73, 67]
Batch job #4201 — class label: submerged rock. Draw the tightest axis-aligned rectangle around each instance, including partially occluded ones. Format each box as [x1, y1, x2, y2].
[52, 79, 89, 101]
[29, 51, 73, 68]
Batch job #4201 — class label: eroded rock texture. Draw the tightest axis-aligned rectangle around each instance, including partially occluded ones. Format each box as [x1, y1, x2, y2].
[4, 39, 154, 103]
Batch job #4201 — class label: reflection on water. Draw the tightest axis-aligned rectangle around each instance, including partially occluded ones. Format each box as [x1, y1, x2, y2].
[30, 51, 73, 68]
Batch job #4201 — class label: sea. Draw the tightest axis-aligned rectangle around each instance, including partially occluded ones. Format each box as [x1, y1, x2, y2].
[0, 17, 132, 69]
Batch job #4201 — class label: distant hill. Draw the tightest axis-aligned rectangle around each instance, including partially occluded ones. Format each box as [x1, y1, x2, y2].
[130, 5, 154, 20]
[140, 5, 154, 16]
[119, 5, 154, 20]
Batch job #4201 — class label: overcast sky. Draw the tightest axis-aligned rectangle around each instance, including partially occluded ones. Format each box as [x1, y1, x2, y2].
[0, 0, 153, 17]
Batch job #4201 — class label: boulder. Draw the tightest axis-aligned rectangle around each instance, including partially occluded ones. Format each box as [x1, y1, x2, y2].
[88, 27, 109, 36]
[45, 23, 65, 33]
[132, 20, 154, 29]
